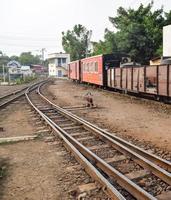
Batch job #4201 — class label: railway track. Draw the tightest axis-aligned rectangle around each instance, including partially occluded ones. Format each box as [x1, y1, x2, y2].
[0, 86, 28, 108]
[0, 81, 45, 109]
[25, 81, 171, 200]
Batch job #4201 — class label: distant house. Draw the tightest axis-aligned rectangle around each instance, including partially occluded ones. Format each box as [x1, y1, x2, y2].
[6, 60, 34, 81]
[7, 60, 21, 68]
[21, 66, 32, 76]
[30, 65, 48, 76]
[48, 53, 70, 77]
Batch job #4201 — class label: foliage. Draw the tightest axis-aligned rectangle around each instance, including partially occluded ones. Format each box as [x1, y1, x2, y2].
[19, 52, 41, 65]
[93, 2, 171, 64]
[15, 76, 37, 85]
[0, 54, 10, 68]
[0, 51, 41, 70]
[10, 55, 19, 61]
[43, 59, 49, 67]
[92, 29, 118, 55]
[62, 24, 92, 61]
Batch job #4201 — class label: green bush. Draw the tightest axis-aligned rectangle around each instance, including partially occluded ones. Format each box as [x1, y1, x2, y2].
[15, 76, 37, 85]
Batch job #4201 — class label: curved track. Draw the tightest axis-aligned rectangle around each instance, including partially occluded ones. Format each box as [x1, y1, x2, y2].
[0, 81, 45, 109]
[25, 81, 171, 200]
[0, 86, 28, 108]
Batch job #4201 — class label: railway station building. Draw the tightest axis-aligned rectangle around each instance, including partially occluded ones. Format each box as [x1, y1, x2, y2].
[48, 52, 70, 77]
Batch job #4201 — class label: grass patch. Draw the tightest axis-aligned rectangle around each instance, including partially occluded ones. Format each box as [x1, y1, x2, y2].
[15, 76, 37, 85]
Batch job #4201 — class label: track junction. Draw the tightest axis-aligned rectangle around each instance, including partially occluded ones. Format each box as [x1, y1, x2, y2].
[22, 80, 171, 200]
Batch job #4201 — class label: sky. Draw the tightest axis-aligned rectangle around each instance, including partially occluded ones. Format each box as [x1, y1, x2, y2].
[0, 0, 171, 58]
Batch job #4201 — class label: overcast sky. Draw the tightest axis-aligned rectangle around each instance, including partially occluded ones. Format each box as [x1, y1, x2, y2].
[1, 0, 171, 58]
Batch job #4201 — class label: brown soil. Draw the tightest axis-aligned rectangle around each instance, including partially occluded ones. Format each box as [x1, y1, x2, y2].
[46, 79, 171, 152]
[0, 99, 35, 138]
[0, 140, 107, 200]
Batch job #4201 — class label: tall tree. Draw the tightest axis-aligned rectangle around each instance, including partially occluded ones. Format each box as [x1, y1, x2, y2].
[10, 55, 19, 61]
[19, 52, 41, 65]
[93, 2, 171, 64]
[62, 24, 92, 61]
[92, 29, 118, 55]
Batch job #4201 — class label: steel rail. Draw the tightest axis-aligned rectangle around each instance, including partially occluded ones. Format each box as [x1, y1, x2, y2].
[38, 85, 171, 186]
[33, 83, 160, 200]
[48, 102, 171, 172]
[38, 82, 171, 171]
[0, 86, 28, 100]
[0, 81, 46, 109]
[25, 83, 126, 200]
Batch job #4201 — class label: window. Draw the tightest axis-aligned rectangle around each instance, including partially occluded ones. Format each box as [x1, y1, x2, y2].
[57, 58, 62, 66]
[95, 62, 98, 72]
[87, 63, 89, 72]
[85, 63, 87, 72]
[62, 58, 66, 64]
[91, 62, 94, 72]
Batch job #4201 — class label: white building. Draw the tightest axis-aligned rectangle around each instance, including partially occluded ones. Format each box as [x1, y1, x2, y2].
[163, 24, 171, 57]
[48, 53, 70, 77]
[21, 66, 32, 76]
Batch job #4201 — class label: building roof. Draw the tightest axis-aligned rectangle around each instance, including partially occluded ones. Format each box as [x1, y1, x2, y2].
[7, 60, 21, 68]
[48, 52, 70, 59]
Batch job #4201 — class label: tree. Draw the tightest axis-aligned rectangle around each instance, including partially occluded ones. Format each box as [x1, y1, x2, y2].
[19, 52, 41, 65]
[0, 51, 9, 73]
[92, 29, 118, 55]
[62, 24, 92, 61]
[10, 55, 19, 61]
[93, 2, 171, 64]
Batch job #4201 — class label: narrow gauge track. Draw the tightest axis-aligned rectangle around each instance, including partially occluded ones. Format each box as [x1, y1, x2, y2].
[0, 86, 28, 108]
[0, 81, 45, 109]
[25, 81, 171, 200]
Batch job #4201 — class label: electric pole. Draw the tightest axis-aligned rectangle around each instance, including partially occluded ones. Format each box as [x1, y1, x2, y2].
[2, 64, 5, 82]
[41, 48, 46, 64]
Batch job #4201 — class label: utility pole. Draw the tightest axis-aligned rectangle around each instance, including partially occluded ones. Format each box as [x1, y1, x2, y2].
[41, 48, 46, 64]
[2, 64, 5, 82]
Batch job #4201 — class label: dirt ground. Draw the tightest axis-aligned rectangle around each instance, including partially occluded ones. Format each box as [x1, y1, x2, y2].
[46, 79, 171, 152]
[0, 100, 35, 138]
[0, 96, 108, 199]
[0, 140, 106, 200]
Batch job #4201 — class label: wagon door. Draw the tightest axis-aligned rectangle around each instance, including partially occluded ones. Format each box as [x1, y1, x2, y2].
[158, 65, 167, 96]
[107, 68, 115, 88]
[121, 68, 127, 90]
[115, 68, 121, 88]
[145, 66, 157, 94]
[133, 67, 139, 92]
[127, 67, 132, 90]
[139, 67, 145, 92]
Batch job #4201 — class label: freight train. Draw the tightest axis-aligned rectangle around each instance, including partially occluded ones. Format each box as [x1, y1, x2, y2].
[68, 54, 171, 102]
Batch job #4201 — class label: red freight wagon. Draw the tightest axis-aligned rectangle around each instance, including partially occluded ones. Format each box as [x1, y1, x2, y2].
[68, 60, 80, 81]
